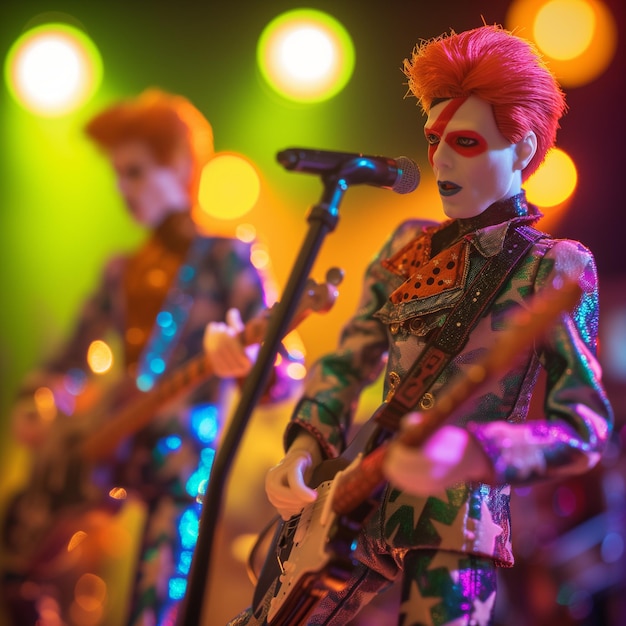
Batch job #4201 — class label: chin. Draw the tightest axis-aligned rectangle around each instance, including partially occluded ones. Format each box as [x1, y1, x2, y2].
[441, 203, 482, 220]
[444, 194, 494, 218]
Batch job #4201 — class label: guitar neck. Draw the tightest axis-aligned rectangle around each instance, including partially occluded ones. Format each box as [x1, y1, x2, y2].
[79, 275, 341, 464]
[330, 278, 583, 517]
[80, 351, 214, 463]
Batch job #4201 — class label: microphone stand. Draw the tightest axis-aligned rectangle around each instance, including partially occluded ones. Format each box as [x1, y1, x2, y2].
[176, 174, 348, 626]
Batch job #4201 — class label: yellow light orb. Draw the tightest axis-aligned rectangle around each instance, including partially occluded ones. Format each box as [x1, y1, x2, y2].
[525, 148, 578, 207]
[197, 153, 261, 221]
[87, 339, 113, 374]
[506, 0, 617, 87]
[5, 22, 103, 116]
[257, 9, 355, 103]
[534, 0, 595, 60]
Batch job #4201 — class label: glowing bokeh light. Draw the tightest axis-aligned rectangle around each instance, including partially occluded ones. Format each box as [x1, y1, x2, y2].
[4, 23, 103, 116]
[67, 530, 88, 552]
[250, 242, 271, 270]
[34, 386, 57, 421]
[87, 339, 114, 374]
[283, 331, 306, 362]
[74, 573, 107, 611]
[506, 0, 617, 87]
[525, 148, 577, 207]
[534, 0, 595, 60]
[286, 361, 307, 380]
[109, 487, 128, 500]
[197, 153, 260, 222]
[235, 223, 257, 243]
[257, 9, 355, 102]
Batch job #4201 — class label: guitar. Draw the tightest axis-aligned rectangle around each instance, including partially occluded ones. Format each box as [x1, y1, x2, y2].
[2, 270, 342, 579]
[253, 278, 584, 625]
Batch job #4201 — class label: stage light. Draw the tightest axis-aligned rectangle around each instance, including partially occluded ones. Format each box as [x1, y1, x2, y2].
[196, 152, 261, 224]
[87, 339, 113, 374]
[533, 0, 595, 60]
[257, 8, 355, 103]
[4, 22, 103, 116]
[506, 0, 617, 87]
[525, 148, 577, 207]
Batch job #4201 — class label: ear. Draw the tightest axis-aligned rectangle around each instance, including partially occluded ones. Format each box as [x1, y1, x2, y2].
[514, 131, 537, 171]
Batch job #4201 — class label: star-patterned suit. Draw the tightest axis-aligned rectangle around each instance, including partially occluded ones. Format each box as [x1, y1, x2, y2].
[264, 193, 612, 626]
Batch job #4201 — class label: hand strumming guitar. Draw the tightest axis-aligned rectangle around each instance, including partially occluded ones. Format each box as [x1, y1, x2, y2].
[203, 308, 258, 378]
[265, 431, 323, 520]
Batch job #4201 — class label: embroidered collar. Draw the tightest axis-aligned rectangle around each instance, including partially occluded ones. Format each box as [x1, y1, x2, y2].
[385, 192, 540, 276]
[382, 193, 541, 303]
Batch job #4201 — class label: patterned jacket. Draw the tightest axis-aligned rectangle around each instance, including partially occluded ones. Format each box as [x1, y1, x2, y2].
[14, 213, 290, 503]
[286, 193, 613, 566]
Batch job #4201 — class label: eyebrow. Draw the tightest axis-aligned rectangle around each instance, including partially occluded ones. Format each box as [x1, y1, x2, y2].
[425, 97, 468, 137]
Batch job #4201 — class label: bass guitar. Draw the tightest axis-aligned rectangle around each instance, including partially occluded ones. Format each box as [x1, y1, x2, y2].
[253, 278, 583, 625]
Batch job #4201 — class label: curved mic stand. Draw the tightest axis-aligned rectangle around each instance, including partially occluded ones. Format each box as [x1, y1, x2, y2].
[176, 174, 348, 626]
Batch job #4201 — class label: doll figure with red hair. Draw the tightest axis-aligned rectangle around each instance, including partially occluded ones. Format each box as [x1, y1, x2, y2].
[230, 24, 613, 626]
[3, 89, 292, 626]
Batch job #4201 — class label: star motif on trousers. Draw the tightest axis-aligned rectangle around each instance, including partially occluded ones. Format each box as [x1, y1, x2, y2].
[429, 499, 503, 555]
[399, 578, 441, 626]
[468, 500, 504, 555]
[429, 504, 468, 550]
[469, 590, 497, 626]
[426, 550, 463, 585]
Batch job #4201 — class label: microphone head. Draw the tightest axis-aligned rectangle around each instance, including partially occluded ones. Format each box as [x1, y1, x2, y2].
[392, 157, 420, 194]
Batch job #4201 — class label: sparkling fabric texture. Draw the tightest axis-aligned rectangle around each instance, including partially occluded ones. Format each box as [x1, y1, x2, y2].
[4, 213, 290, 625]
[233, 192, 613, 625]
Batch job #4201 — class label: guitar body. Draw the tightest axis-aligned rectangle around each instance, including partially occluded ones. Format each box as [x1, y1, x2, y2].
[253, 438, 382, 625]
[2, 482, 139, 626]
[256, 484, 341, 625]
[2, 404, 122, 577]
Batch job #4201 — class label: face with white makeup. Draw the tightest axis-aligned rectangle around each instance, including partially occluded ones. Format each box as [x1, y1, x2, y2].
[425, 95, 537, 219]
[108, 140, 191, 228]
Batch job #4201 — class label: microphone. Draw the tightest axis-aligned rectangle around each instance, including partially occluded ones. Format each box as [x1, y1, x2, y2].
[277, 148, 420, 195]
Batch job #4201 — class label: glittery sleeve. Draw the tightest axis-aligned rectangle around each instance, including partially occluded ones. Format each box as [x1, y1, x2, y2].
[469, 239, 614, 484]
[30, 255, 124, 380]
[181, 236, 302, 406]
[286, 220, 428, 458]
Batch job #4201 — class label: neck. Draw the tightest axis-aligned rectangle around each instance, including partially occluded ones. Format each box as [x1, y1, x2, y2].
[431, 192, 539, 256]
[154, 212, 196, 252]
[458, 192, 537, 232]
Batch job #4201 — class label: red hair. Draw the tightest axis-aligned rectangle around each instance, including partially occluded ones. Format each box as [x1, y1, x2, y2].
[85, 89, 214, 195]
[404, 25, 566, 180]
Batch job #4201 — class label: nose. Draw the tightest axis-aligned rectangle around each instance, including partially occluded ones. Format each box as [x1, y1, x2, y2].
[430, 141, 453, 170]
